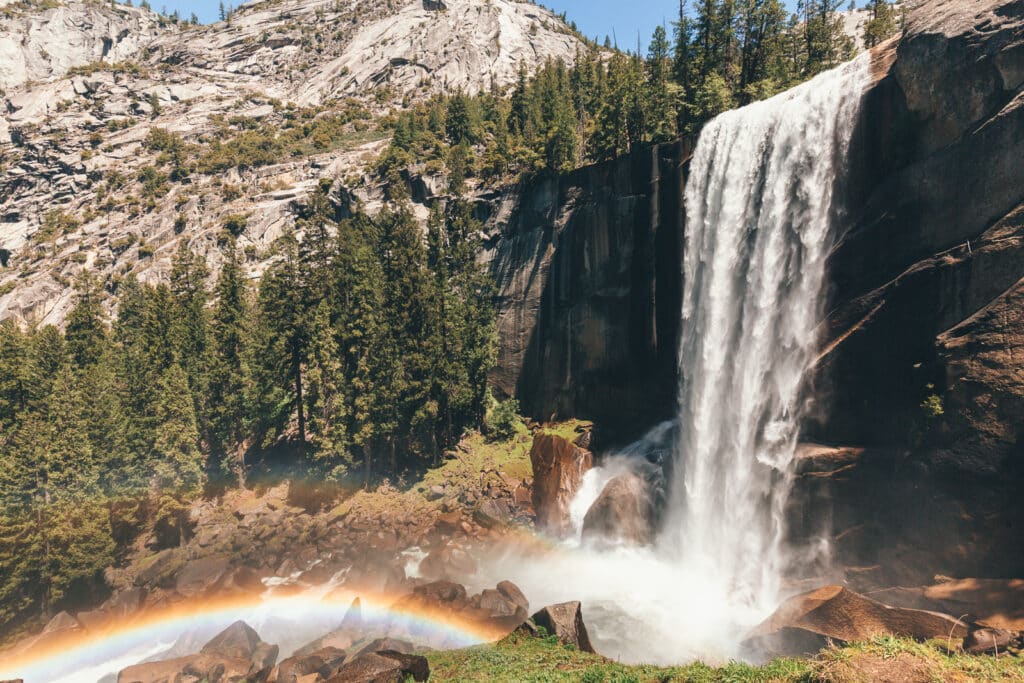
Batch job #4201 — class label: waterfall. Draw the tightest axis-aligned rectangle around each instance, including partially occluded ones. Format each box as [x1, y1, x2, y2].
[478, 53, 872, 665]
[661, 54, 871, 605]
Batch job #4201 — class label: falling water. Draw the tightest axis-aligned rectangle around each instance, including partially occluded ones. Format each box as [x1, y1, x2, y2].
[661, 50, 872, 609]
[479, 52, 873, 665]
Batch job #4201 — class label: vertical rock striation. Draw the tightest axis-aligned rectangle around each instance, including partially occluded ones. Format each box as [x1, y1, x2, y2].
[485, 141, 691, 438]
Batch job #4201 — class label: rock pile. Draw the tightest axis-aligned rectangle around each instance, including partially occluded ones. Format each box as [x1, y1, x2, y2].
[119, 621, 278, 683]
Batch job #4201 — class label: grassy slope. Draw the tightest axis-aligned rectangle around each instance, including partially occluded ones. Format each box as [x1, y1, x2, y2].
[427, 632, 1024, 682]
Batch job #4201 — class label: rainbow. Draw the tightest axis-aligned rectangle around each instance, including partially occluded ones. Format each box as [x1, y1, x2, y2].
[0, 589, 500, 683]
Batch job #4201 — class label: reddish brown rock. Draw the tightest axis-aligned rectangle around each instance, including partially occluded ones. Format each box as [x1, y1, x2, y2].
[744, 586, 968, 657]
[529, 433, 593, 536]
[274, 647, 347, 683]
[418, 542, 478, 581]
[119, 621, 278, 683]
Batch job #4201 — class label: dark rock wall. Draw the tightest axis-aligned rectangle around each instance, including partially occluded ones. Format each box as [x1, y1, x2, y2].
[485, 140, 692, 439]
[803, 0, 1024, 580]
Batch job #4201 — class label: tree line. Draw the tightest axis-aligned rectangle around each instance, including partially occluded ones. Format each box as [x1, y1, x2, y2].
[0, 188, 497, 635]
[379, 0, 900, 182]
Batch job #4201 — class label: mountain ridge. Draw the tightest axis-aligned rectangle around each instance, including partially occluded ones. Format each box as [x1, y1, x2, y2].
[0, 0, 586, 325]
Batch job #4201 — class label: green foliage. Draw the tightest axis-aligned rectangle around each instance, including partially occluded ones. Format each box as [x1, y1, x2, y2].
[375, 0, 856, 190]
[222, 213, 249, 237]
[863, 0, 901, 48]
[485, 396, 522, 442]
[34, 210, 81, 244]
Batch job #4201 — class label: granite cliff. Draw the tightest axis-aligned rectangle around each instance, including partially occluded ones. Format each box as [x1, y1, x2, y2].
[0, 0, 585, 324]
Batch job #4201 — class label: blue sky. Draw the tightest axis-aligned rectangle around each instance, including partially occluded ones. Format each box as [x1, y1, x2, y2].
[149, 0, 815, 52]
[144, 0, 688, 39]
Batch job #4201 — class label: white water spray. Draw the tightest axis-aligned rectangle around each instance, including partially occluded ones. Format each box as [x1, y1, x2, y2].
[481, 53, 871, 664]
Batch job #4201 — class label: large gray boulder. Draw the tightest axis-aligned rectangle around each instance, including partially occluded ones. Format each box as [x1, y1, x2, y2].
[582, 470, 656, 545]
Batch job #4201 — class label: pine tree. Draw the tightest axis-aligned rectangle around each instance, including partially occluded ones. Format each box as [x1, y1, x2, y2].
[306, 300, 349, 477]
[252, 230, 307, 444]
[65, 276, 107, 370]
[208, 240, 251, 479]
[863, 0, 899, 48]
[646, 24, 678, 142]
[151, 364, 204, 546]
[804, 0, 854, 75]
[169, 242, 210, 418]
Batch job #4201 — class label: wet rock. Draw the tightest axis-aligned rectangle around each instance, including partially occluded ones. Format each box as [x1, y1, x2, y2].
[420, 541, 479, 581]
[118, 621, 278, 682]
[530, 434, 593, 537]
[119, 654, 250, 683]
[581, 470, 656, 545]
[134, 548, 186, 588]
[744, 586, 968, 658]
[202, 620, 274, 662]
[497, 580, 529, 613]
[398, 580, 469, 612]
[469, 588, 528, 632]
[530, 602, 595, 653]
[346, 637, 416, 660]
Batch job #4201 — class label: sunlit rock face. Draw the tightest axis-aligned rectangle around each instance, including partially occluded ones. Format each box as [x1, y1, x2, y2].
[0, 0, 163, 91]
[0, 0, 586, 326]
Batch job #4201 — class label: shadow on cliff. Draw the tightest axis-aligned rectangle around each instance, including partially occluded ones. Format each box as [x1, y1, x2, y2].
[489, 140, 694, 448]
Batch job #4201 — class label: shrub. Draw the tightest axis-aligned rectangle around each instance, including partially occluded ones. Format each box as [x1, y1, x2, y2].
[486, 397, 522, 442]
[222, 214, 248, 237]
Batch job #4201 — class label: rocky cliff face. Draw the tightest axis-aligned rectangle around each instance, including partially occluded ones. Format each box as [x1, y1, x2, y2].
[488, 0, 1024, 580]
[0, 0, 163, 91]
[485, 141, 690, 437]
[798, 0, 1024, 582]
[0, 0, 585, 324]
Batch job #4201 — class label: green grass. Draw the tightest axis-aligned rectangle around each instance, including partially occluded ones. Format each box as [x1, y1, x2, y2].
[426, 633, 1024, 682]
[427, 632, 813, 682]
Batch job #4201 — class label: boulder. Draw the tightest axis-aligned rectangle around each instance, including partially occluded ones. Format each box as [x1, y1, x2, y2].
[134, 548, 186, 588]
[340, 597, 363, 630]
[346, 637, 415, 660]
[497, 580, 529, 613]
[176, 556, 232, 598]
[529, 434, 593, 537]
[418, 542, 478, 581]
[324, 651, 429, 683]
[119, 621, 278, 683]
[744, 586, 968, 657]
[202, 620, 265, 660]
[118, 654, 252, 683]
[529, 602, 595, 653]
[581, 470, 655, 545]
[395, 580, 469, 613]
[963, 626, 1022, 655]
[274, 647, 347, 683]
[468, 588, 528, 631]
